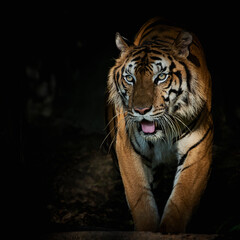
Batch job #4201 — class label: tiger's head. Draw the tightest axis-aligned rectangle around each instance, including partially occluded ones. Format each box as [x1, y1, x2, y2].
[108, 31, 210, 142]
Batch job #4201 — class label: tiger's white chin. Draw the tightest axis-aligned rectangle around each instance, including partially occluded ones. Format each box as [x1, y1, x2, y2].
[139, 129, 165, 142]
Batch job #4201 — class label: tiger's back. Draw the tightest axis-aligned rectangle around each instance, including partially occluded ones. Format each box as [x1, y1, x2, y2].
[106, 17, 213, 233]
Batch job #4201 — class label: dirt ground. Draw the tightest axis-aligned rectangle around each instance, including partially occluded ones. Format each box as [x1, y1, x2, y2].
[21, 118, 240, 238]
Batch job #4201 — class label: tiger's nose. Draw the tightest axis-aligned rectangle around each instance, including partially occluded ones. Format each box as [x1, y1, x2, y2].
[133, 106, 152, 115]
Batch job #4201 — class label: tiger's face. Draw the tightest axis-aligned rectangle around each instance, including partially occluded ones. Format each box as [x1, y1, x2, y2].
[123, 53, 171, 138]
[109, 33, 205, 142]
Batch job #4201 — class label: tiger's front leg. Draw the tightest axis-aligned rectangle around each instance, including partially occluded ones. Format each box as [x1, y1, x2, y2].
[159, 126, 213, 233]
[116, 116, 160, 231]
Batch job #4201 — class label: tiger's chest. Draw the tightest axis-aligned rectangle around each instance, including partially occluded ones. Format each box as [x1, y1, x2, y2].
[129, 130, 178, 169]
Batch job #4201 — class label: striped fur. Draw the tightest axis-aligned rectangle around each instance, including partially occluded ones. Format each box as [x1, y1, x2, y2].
[106, 17, 213, 233]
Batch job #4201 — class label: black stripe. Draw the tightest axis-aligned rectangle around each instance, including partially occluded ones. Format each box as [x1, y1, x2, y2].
[159, 47, 171, 51]
[156, 61, 163, 68]
[145, 64, 153, 73]
[182, 96, 189, 105]
[163, 77, 173, 89]
[116, 71, 120, 81]
[113, 66, 127, 106]
[132, 56, 141, 62]
[169, 61, 176, 71]
[148, 141, 154, 149]
[140, 29, 158, 43]
[129, 132, 152, 167]
[149, 49, 164, 55]
[179, 61, 192, 93]
[113, 68, 120, 90]
[130, 137, 152, 167]
[121, 81, 127, 90]
[168, 89, 178, 95]
[140, 17, 183, 37]
[132, 49, 145, 57]
[169, 87, 183, 97]
[132, 48, 164, 59]
[192, 40, 201, 49]
[163, 96, 169, 102]
[150, 56, 162, 61]
[173, 70, 182, 88]
[139, 18, 179, 44]
[121, 66, 125, 75]
[132, 132, 141, 149]
[140, 19, 163, 37]
[173, 104, 180, 112]
[181, 163, 193, 172]
[178, 125, 213, 166]
[187, 53, 200, 67]
[155, 39, 172, 44]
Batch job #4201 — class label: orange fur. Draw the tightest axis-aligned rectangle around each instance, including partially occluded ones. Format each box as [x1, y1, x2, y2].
[106, 17, 213, 233]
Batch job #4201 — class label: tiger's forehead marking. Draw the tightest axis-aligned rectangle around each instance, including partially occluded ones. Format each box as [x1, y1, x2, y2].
[125, 54, 170, 76]
[151, 60, 167, 75]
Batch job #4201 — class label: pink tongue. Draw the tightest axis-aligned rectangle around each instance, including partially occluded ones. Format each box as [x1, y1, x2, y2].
[141, 120, 155, 134]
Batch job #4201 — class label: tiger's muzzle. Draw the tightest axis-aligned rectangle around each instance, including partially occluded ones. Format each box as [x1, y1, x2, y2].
[130, 106, 165, 139]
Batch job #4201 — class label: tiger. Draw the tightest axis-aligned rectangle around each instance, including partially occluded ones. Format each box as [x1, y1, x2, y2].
[106, 17, 213, 233]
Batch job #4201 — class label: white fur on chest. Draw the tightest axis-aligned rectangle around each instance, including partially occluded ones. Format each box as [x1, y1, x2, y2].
[131, 129, 177, 169]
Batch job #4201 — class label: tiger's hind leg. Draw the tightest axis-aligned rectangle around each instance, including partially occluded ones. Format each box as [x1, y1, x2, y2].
[159, 126, 213, 233]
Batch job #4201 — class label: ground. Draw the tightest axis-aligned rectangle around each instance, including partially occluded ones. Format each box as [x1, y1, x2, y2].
[21, 117, 240, 239]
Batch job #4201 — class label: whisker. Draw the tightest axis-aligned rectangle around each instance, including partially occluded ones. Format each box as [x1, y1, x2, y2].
[108, 132, 117, 153]
[161, 114, 172, 145]
[166, 113, 182, 140]
[164, 114, 175, 144]
[172, 114, 192, 135]
[100, 110, 127, 151]
[103, 111, 122, 131]
[107, 113, 130, 153]
[100, 123, 118, 150]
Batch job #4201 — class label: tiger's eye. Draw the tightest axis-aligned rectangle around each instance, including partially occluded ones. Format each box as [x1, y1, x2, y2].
[126, 75, 133, 82]
[154, 73, 169, 85]
[124, 75, 135, 84]
[158, 73, 167, 80]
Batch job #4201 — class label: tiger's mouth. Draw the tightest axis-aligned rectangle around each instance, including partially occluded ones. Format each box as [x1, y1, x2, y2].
[138, 120, 163, 135]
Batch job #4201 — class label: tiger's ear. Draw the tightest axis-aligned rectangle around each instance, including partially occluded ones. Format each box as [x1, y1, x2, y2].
[115, 32, 130, 52]
[172, 31, 192, 58]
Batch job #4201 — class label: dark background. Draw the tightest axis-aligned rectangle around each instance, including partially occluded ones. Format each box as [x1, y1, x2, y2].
[5, 4, 240, 238]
